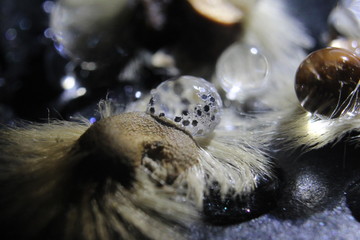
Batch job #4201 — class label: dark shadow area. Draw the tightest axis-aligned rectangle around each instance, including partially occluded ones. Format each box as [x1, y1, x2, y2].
[203, 171, 280, 225]
[272, 134, 360, 220]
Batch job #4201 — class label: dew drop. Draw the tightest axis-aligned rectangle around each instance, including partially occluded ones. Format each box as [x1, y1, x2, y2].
[146, 75, 222, 136]
[215, 43, 269, 100]
[295, 47, 360, 118]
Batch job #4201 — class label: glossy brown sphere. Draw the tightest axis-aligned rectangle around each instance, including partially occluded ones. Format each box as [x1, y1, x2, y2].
[295, 47, 360, 118]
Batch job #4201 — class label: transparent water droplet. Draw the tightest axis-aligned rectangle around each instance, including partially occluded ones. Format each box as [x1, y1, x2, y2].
[215, 43, 269, 100]
[147, 75, 222, 137]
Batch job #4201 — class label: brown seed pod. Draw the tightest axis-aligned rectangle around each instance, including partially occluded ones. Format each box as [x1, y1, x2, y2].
[295, 47, 360, 118]
[77, 112, 199, 185]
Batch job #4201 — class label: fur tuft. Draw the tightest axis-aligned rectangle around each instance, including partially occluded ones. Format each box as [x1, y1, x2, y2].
[0, 117, 199, 240]
[271, 103, 360, 150]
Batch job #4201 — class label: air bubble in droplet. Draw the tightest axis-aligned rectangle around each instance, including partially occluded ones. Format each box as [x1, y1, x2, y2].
[146, 75, 222, 137]
[215, 43, 269, 100]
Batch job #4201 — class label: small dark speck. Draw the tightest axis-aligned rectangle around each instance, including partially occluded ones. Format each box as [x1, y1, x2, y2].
[182, 120, 190, 126]
[174, 116, 182, 122]
[182, 110, 189, 116]
[192, 120, 198, 126]
[197, 110, 202, 116]
[181, 98, 190, 105]
[204, 105, 210, 112]
[211, 115, 215, 121]
[149, 107, 155, 114]
[210, 96, 215, 102]
[159, 113, 165, 117]
[149, 97, 154, 105]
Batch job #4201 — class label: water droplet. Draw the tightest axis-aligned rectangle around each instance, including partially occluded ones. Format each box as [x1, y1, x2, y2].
[146, 76, 222, 137]
[215, 43, 269, 100]
[295, 47, 360, 118]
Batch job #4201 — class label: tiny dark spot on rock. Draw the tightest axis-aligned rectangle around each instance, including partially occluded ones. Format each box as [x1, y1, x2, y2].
[149, 107, 155, 114]
[204, 105, 210, 112]
[149, 97, 154, 105]
[159, 113, 165, 117]
[174, 116, 182, 122]
[211, 115, 215, 121]
[197, 110, 202, 116]
[202, 94, 208, 100]
[192, 120, 198, 126]
[210, 97, 215, 102]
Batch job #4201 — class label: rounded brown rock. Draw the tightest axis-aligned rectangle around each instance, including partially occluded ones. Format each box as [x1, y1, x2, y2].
[295, 47, 360, 118]
[77, 112, 199, 186]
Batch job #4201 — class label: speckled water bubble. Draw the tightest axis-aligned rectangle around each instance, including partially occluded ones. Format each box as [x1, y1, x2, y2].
[147, 75, 222, 137]
[215, 43, 269, 100]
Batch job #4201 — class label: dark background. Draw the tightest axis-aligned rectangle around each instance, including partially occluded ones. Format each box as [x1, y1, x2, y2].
[0, 0, 338, 123]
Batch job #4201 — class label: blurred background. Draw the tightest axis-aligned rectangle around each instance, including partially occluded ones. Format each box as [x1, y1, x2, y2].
[0, 0, 337, 123]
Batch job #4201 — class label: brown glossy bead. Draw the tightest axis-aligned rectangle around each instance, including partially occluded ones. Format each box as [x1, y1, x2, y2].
[295, 47, 360, 118]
